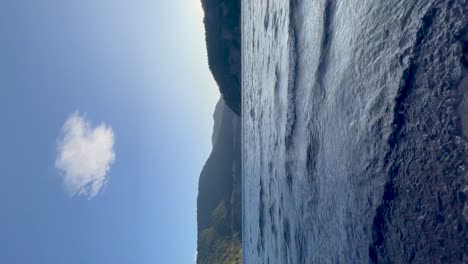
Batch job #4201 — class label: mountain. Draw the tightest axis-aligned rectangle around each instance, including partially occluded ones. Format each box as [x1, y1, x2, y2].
[196, 0, 241, 263]
[201, 0, 241, 116]
[197, 98, 241, 264]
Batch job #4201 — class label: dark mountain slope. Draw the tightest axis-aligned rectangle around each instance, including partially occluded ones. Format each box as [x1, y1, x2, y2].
[197, 98, 241, 264]
[201, 0, 241, 116]
[196, 0, 241, 263]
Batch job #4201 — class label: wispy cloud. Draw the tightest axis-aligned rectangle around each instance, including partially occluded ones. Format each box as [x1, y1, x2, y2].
[55, 112, 115, 199]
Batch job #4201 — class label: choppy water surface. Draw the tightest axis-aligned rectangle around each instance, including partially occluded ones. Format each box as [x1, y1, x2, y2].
[243, 0, 468, 263]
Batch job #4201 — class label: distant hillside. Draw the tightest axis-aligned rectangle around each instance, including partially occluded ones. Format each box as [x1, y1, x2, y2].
[201, 0, 241, 116]
[197, 98, 241, 264]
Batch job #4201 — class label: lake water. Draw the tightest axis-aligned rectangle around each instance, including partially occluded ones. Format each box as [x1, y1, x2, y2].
[242, 0, 468, 263]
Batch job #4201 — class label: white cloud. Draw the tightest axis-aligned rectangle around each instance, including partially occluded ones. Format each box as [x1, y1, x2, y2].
[55, 112, 115, 199]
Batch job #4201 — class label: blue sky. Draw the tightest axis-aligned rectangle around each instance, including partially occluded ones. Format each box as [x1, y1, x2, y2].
[0, 0, 219, 263]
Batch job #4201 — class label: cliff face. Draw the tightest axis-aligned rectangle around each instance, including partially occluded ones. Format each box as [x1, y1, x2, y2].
[197, 98, 241, 264]
[201, 0, 241, 116]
